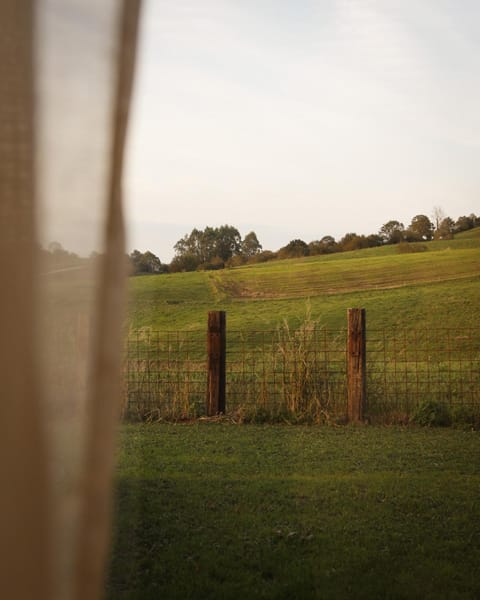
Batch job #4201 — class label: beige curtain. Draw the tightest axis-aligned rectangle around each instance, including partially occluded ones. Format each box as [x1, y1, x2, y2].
[0, 1, 142, 599]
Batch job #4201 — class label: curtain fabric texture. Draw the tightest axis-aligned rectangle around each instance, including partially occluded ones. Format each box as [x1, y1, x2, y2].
[0, 1, 142, 598]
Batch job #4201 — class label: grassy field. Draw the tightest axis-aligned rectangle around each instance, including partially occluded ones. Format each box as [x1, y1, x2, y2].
[107, 423, 480, 599]
[116, 235, 480, 596]
[128, 229, 480, 332]
[124, 230, 480, 423]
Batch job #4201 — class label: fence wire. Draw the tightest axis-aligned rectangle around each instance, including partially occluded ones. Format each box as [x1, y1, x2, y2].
[124, 329, 206, 420]
[124, 327, 480, 422]
[367, 328, 480, 420]
[226, 329, 346, 421]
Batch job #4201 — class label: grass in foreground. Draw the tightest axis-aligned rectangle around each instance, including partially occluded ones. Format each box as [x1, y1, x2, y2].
[108, 424, 480, 599]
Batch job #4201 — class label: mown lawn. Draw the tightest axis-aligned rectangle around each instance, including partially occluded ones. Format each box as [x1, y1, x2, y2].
[107, 424, 480, 599]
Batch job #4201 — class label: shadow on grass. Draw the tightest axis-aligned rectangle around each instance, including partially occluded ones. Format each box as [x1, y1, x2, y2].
[107, 471, 480, 600]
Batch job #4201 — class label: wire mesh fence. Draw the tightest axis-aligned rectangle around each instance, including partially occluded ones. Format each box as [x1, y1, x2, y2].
[124, 325, 480, 423]
[124, 329, 206, 421]
[366, 328, 480, 422]
[226, 328, 346, 422]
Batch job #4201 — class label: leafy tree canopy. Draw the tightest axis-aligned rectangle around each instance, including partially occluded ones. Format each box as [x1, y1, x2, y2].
[131, 208, 480, 275]
[338, 233, 370, 252]
[173, 226, 261, 272]
[435, 217, 455, 240]
[308, 236, 337, 255]
[379, 220, 405, 244]
[454, 214, 478, 232]
[407, 214, 434, 241]
[278, 239, 309, 259]
[241, 231, 263, 257]
[129, 250, 166, 275]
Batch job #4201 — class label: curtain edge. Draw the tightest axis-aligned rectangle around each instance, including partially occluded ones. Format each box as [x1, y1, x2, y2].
[73, 2, 143, 598]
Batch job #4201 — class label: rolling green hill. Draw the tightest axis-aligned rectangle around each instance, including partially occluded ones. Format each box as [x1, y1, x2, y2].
[128, 228, 480, 332]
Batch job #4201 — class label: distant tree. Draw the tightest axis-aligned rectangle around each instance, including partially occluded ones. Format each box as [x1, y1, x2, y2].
[379, 220, 405, 244]
[43, 241, 80, 269]
[366, 233, 383, 247]
[432, 206, 446, 231]
[308, 235, 337, 255]
[169, 253, 199, 273]
[406, 215, 434, 241]
[434, 217, 455, 240]
[174, 228, 204, 265]
[48, 241, 64, 254]
[454, 215, 475, 233]
[308, 240, 323, 255]
[226, 254, 247, 268]
[129, 250, 166, 275]
[173, 224, 242, 270]
[278, 239, 310, 259]
[197, 255, 225, 271]
[142, 250, 165, 273]
[129, 249, 142, 268]
[198, 226, 217, 263]
[247, 250, 277, 264]
[320, 235, 337, 250]
[338, 233, 369, 252]
[241, 231, 262, 258]
[47, 241, 79, 259]
[215, 225, 242, 261]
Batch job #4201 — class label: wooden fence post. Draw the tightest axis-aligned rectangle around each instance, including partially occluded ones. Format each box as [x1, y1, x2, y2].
[347, 308, 366, 422]
[207, 311, 226, 416]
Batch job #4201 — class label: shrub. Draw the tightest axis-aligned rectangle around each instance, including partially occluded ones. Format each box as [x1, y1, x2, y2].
[226, 255, 246, 268]
[412, 400, 451, 427]
[247, 250, 277, 264]
[397, 242, 427, 254]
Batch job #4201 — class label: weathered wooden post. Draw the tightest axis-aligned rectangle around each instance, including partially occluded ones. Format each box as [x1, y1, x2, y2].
[347, 308, 366, 422]
[207, 311, 226, 416]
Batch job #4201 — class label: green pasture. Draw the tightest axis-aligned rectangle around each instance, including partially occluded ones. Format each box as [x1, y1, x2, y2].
[125, 231, 480, 423]
[107, 423, 480, 599]
[128, 229, 480, 332]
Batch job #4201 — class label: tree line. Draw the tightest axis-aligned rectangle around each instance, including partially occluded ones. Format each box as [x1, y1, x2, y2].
[129, 210, 479, 275]
[130, 226, 262, 274]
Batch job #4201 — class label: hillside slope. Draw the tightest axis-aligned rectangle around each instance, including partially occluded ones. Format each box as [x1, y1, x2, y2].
[128, 229, 480, 331]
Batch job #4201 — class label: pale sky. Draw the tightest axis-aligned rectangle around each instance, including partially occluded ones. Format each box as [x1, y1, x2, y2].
[125, 0, 480, 262]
